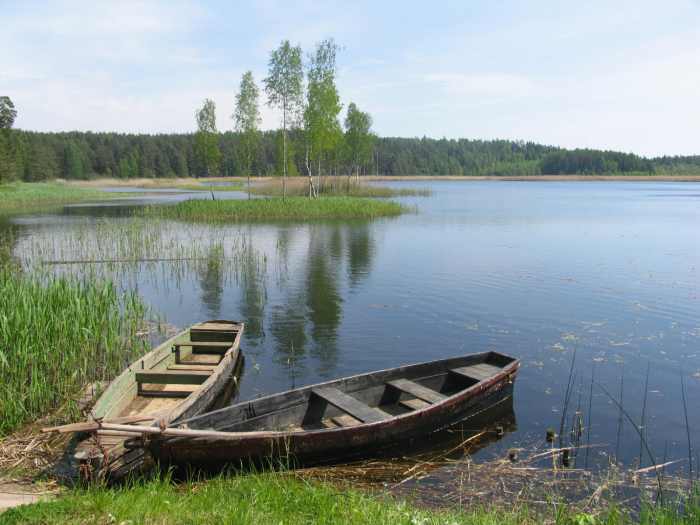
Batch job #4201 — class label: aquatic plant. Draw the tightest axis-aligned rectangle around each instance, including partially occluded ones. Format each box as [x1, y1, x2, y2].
[141, 196, 408, 223]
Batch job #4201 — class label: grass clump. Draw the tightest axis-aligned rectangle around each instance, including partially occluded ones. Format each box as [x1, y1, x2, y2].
[4, 473, 699, 524]
[251, 177, 431, 198]
[0, 182, 123, 214]
[0, 264, 148, 435]
[142, 196, 408, 223]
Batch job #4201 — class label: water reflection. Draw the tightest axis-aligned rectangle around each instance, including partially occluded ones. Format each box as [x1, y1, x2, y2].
[197, 244, 224, 319]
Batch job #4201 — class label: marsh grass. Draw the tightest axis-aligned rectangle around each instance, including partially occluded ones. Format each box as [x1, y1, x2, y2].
[141, 196, 408, 223]
[14, 217, 267, 287]
[251, 176, 432, 198]
[0, 264, 149, 435]
[0, 182, 125, 214]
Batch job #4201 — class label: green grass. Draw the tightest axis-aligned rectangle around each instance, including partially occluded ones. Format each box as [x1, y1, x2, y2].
[0, 263, 148, 435]
[0, 182, 126, 214]
[141, 196, 408, 223]
[251, 177, 432, 198]
[3, 473, 698, 524]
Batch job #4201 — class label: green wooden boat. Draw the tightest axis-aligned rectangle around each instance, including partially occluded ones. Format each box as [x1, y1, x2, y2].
[74, 320, 244, 481]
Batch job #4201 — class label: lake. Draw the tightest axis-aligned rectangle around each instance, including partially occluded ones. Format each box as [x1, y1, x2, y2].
[2, 180, 699, 475]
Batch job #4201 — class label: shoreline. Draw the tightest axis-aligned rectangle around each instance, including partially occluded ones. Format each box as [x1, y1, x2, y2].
[70, 174, 700, 188]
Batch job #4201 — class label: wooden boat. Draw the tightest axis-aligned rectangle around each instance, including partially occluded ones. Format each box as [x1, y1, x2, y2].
[73, 320, 244, 480]
[149, 351, 519, 469]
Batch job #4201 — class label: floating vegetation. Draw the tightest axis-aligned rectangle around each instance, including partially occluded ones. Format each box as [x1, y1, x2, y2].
[141, 196, 409, 223]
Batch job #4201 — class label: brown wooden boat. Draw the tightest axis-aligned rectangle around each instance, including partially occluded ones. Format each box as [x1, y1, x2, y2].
[149, 351, 519, 469]
[72, 320, 244, 480]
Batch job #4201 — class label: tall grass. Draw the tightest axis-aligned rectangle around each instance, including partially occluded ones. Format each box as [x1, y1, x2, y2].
[0, 265, 148, 435]
[142, 197, 408, 223]
[251, 177, 432, 198]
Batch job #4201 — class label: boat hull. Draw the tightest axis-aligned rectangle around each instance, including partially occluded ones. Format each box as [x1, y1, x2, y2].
[151, 352, 519, 468]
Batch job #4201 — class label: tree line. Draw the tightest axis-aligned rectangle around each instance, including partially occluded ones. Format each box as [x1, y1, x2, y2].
[2, 79, 700, 184]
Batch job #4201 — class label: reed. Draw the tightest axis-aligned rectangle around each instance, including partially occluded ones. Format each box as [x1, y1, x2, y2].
[141, 197, 408, 223]
[0, 265, 148, 435]
[250, 177, 432, 198]
[639, 362, 650, 468]
[680, 370, 693, 483]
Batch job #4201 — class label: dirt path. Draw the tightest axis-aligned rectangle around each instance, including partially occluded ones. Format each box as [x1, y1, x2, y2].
[0, 482, 56, 512]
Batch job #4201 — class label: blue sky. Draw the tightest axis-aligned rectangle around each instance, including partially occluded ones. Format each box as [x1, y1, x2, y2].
[2, 0, 699, 156]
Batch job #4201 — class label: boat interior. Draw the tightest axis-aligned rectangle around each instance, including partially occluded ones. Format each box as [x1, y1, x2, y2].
[98, 321, 242, 421]
[181, 352, 516, 433]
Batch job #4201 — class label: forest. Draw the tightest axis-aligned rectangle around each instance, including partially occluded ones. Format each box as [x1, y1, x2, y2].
[2, 128, 699, 182]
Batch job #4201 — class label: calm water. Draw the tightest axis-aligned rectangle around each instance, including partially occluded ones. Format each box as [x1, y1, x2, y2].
[3, 181, 699, 473]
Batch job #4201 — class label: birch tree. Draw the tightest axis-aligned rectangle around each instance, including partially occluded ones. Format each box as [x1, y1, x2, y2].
[194, 98, 221, 177]
[233, 71, 261, 198]
[344, 102, 374, 185]
[264, 40, 303, 200]
[304, 39, 342, 197]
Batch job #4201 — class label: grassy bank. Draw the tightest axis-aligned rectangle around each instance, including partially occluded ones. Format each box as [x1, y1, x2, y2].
[0, 182, 123, 214]
[0, 263, 148, 435]
[4, 473, 698, 524]
[142, 196, 408, 223]
[251, 177, 431, 197]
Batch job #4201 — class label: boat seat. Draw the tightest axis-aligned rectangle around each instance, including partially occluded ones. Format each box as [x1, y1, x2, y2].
[172, 341, 230, 363]
[387, 379, 446, 404]
[312, 387, 390, 424]
[400, 398, 431, 411]
[450, 363, 502, 382]
[135, 370, 211, 385]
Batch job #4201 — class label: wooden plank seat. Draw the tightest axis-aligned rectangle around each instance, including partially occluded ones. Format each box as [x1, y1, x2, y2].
[136, 370, 211, 385]
[387, 378, 446, 404]
[312, 387, 390, 424]
[136, 370, 211, 397]
[167, 364, 218, 372]
[172, 341, 231, 364]
[451, 363, 502, 382]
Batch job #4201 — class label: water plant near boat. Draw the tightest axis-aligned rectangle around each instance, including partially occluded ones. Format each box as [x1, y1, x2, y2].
[0, 264, 149, 435]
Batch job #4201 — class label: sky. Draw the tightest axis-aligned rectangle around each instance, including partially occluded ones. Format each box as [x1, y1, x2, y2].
[2, 0, 699, 157]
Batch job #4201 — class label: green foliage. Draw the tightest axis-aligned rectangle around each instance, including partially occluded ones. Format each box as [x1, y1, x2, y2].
[233, 71, 262, 179]
[304, 39, 343, 177]
[0, 265, 148, 434]
[142, 196, 407, 223]
[264, 40, 304, 185]
[540, 149, 654, 175]
[345, 102, 374, 176]
[5, 130, 700, 183]
[194, 98, 221, 177]
[0, 96, 17, 129]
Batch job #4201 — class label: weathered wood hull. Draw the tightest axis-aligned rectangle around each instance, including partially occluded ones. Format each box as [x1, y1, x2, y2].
[151, 351, 519, 468]
[74, 320, 244, 481]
